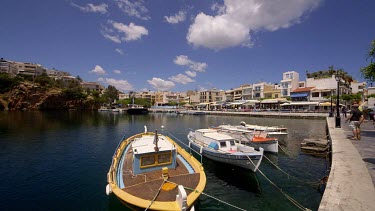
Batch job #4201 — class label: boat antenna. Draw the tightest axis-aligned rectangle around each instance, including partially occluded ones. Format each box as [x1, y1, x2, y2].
[154, 129, 159, 152]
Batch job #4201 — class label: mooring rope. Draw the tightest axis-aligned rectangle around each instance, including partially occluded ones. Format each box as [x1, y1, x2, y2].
[165, 180, 247, 211]
[144, 180, 166, 211]
[263, 155, 320, 186]
[243, 153, 311, 211]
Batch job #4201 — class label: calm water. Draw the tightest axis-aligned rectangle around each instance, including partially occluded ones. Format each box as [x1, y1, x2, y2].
[0, 111, 327, 211]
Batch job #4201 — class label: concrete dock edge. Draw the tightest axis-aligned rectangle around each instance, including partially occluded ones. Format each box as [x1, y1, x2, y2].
[319, 118, 375, 211]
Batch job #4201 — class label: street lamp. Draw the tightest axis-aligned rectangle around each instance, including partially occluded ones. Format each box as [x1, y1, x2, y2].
[329, 89, 333, 117]
[335, 73, 341, 128]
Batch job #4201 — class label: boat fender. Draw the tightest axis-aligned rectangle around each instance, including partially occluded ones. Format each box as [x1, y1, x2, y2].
[188, 141, 191, 148]
[200, 146, 203, 154]
[144, 126, 147, 133]
[106, 184, 112, 195]
[176, 185, 187, 211]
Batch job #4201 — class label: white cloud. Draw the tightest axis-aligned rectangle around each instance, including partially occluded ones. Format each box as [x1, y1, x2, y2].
[71, 3, 108, 14]
[111, 21, 148, 41]
[174, 55, 207, 72]
[98, 77, 133, 91]
[147, 77, 175, 91]
[113, 70, 121, 74]
[185, 70, 196, 77]
[89, 65, 106, 75]
[115, 48, 124, 55]
[187, 0, 321, 50]
[165, 11, 186, 24]
[102, 33, 121, 43]
[102, 21, 148, 43]
[169, 74, 194, 84]
[116, 0, 150, 20]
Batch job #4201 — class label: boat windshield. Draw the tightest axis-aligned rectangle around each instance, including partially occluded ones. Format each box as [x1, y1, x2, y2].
[220, 141, 227, 147]
[230, 140, 235, 146]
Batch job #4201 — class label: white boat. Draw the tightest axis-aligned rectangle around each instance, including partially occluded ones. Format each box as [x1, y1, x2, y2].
[98, 107, 110, 111]
[106, 127, 206, 210]
[217, 125, 279, 153]
[187, 129, 264, 172]
[239, 121, 288, 142]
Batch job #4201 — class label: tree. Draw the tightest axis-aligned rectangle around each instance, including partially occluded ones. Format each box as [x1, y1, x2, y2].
[360, 40, 375, 82]
[102, 85, 119, 103]
[76, 75, 83, 82]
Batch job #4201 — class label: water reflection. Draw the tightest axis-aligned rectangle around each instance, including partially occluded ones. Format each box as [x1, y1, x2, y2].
[0, 111, 327, 211]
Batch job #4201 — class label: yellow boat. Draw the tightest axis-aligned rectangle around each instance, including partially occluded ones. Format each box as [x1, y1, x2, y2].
[106, 127, 206, 210]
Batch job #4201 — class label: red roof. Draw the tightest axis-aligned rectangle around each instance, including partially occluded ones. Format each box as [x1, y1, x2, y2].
[291, 87, 315, 93]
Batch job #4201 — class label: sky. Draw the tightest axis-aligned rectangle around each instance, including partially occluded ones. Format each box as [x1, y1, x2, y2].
[1, 0, 375, 92]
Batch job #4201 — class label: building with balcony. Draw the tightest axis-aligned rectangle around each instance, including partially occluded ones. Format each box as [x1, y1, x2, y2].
[81, 82, 104, 93]
[306, 74, 351, 102]
[0, 58, 18, 75]
[252, 82, 275, 99]
[280, 71, 300, 97]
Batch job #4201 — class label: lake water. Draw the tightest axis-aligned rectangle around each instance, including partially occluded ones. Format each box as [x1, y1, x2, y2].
[0, 111, 327, 211]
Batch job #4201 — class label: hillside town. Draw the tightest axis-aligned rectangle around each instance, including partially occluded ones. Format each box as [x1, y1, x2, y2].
[1, 57, 374, 112]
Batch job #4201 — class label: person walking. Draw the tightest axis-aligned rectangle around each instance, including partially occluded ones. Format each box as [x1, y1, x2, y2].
[345, 104, 364, 140]
[341, 106, 347, 118]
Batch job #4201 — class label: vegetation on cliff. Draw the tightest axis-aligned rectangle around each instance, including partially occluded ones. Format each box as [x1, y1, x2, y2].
[0, 73, 104, 111]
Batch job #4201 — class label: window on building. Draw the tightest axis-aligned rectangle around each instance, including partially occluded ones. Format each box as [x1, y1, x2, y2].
[322, 92, 330, 97]
[285, 73, 289, 78]
[275, 94, 279, 98]
[230, 141, 235, 146]
[312, 92, 319, 97]
[290, 73, 293, 79]
[254, 93, 260, 97]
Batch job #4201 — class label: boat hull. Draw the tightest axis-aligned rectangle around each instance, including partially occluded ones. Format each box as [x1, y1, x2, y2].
[126, 108, 149, 114]
[107, 132, 206, 211]
[188, 133, 263, 172]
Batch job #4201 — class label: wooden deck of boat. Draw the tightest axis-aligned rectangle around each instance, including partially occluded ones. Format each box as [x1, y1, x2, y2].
[121, 146, 200, 201]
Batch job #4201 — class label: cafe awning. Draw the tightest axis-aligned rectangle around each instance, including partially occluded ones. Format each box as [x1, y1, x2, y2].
[290, 92, 309, 98]
[319, 102, 336, 106]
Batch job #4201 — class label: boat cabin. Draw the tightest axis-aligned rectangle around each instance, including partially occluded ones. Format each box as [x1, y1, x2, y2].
[132, 134, 177, 175]
[195, 129, 237, 152]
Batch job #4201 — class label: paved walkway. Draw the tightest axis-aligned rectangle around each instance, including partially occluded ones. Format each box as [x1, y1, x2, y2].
[341, 118, 375, 184]
[319, 117, 375, 211]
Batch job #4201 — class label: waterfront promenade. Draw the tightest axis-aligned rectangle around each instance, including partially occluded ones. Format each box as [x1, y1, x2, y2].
[319, 118, 375, 211]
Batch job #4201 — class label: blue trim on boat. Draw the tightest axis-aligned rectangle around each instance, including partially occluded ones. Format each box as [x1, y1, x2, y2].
[177, 154, 195, 174]
[117, 142, 132, 189]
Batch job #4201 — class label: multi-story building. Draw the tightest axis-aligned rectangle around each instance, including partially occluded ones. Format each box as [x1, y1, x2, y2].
[280, 71, 300, 97]
[199, 89, 221, 103]
[263, 84, 281, 99]
[242, 84, 252, 100]
[290, 87, 315, 101]
[225, 89, 234, 102]
[306, 74, 351, 102]
[252, 82, 275, 99]
[0, 58, 18, 75]
[81, 82, 104, 93]
[14, 62, 45, 77]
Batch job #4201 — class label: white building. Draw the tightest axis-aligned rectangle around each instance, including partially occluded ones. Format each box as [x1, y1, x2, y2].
[280, 71, 300, 97]
[306, 74, 351, 102]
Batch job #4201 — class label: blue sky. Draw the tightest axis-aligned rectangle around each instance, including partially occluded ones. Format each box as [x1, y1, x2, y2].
[1, 0, 374, 92]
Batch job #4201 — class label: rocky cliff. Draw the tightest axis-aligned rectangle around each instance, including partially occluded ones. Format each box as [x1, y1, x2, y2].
[0, 82, 99, 111]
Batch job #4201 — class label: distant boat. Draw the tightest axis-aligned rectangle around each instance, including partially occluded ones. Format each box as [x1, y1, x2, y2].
[187, 128, 264, 172]
[106, 127, 206, 210]
[126, 105, 149, 114]
[98, 106, 110, 112]
[216, 124, 279, 153]
[191, 111, 206, 115]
